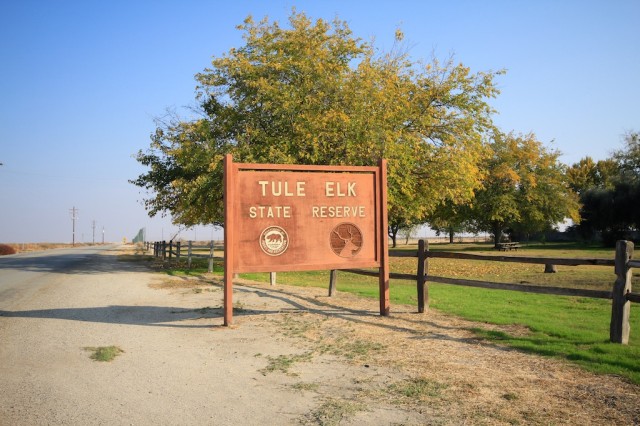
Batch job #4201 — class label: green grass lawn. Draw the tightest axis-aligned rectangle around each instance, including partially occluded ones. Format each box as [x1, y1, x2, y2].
[160, 242, 640, 384]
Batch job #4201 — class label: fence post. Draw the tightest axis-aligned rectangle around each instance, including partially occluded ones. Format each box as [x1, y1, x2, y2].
[162, 241, 167, 260]
[176, 241, 181, 261]
[169, 241, 173, 261]
[417, 239, 429, 313]
[187, 241, 192, 269]
[208, 240, 214, 273]
[611, 240, 633, 344]
[270, 272, 277, 286]
[329, 270, 337, 296]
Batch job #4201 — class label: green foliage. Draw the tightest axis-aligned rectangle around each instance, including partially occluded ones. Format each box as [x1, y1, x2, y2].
[427, 200, 474, 243]
[130, 119, 227, 226]
[566, 156, 619, 195]
[132, 11, 502, 229]
[612, 130, 640, 181]
[470, 131, 580, 244]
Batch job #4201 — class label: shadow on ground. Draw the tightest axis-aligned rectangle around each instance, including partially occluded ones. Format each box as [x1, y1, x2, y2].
[0, 279, 508, 350]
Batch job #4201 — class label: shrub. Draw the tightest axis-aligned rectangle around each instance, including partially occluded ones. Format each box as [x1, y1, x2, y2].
[0, 244, 17, 255]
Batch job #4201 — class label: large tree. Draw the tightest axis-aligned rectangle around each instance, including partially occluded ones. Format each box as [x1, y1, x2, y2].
[470, 131, 580, 246]
[427, 201, 474, 243]
[133, 12, 502, 235]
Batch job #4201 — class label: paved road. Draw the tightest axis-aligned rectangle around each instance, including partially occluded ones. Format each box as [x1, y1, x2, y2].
[0, 246, 117, 309]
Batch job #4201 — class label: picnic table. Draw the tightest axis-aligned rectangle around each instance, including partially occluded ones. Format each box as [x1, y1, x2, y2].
[496, 242, 521, 251]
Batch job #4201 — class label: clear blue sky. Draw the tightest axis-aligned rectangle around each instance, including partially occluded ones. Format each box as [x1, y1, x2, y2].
[1, 0, 638, 243]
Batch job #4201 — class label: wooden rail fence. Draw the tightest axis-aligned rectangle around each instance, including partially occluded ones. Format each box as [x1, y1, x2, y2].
[336, 239, 638, 344]
[145, 238, 637, 344]
[150, 241, 218, 273]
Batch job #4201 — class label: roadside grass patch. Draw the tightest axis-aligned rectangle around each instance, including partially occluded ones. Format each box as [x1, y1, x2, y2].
[117, 253, 154, 263]
[389, 377, 448, 401]
[233, 301, 246, 312]
[194, 306, 218, 315]
[84, 346, 124, 362]
[169, 306, 220, 317]
[318, 337, 385, 360]
[260, 352, 313, 375]
[502, 392, 519, 401]
[149, 277, 220, 291]
[291, 382, 320, 392]
[303, 397, 365, 426]
[276, 313, 326, 338]
[162, 259, 224, 276]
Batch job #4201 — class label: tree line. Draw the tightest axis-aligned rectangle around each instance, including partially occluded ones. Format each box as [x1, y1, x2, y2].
[566, 131, 640, 246]
[131, 11, 635, 248]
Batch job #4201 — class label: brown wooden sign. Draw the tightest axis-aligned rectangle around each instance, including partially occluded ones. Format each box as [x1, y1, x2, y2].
[223, 155, 389, 325]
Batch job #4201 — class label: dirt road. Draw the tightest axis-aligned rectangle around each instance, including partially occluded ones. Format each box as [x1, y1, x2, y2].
[1, 246, 638, 425]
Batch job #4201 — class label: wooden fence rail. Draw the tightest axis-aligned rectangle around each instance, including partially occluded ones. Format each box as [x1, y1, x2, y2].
[337, 239, 637, 344]
[150, 241, 219, 273]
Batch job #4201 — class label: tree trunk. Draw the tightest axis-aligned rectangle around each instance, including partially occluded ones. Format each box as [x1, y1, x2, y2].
[389, 224, 399, 248]
[492, 223, 503, 248]
[449, 227, 454, 244]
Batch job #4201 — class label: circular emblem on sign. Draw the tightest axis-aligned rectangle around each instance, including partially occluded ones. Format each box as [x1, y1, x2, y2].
[330, 223, 363, 258]
[260, 226, 289, 256]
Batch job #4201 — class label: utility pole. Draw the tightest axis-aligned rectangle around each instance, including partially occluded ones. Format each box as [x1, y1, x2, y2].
[102, 226, 105, 244]
[92, 220, 96, 244]
[69, 207, 79, 246]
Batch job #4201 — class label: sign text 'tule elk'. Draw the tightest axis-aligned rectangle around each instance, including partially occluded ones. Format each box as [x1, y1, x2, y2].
[248, 180, 365, 219]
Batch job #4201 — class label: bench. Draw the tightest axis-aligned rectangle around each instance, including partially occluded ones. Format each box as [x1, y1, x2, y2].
[496, 242, 521, 251]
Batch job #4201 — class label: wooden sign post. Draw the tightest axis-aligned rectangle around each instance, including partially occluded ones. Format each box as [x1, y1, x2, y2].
[223, 154, 389, 326]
